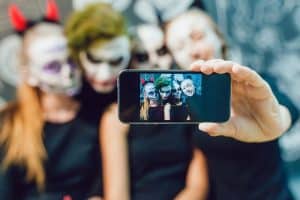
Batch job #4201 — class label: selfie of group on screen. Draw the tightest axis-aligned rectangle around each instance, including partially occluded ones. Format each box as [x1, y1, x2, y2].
[140, 74, 201, 121]
[0, 0, 299, 200]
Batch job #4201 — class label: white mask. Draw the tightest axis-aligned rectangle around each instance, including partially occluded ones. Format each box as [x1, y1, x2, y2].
[166, 10, 223, 69]
[172, 80, 182, 100]
[79, 36, 130, 93]
[26, 24, 82, 96]
[132, 24, 172, 70]
[181, 79, 195, 97]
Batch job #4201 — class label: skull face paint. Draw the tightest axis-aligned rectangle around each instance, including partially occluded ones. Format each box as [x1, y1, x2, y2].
[79, 36, 130, 93]
[132, 24, 172, 69]
[172, 80, 182, 100]
[181, 79, 195, 97]
[144, 82, 159, 102]
[26, 24, 81, 96]
[166, 9, 223, 69]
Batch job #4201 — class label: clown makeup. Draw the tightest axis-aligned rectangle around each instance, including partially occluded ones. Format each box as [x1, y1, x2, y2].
[172, 80, 182, 100]
[26, 24, 82, 96]
[132, 24, 172, 69]
[166, 9, 223, 69]
[80, 36, 130, 93]
[144, 82, 159, 105]
[181, 79, 195, 97]
[159, 85, 172, 100]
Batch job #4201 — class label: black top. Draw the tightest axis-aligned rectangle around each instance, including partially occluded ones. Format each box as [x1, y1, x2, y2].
[170, 104, 189, 121]
[0, 109, 102, 200]
[128, 124, 194, 200]
[193, 74, 299, 200]
[148, 106, 164, 121]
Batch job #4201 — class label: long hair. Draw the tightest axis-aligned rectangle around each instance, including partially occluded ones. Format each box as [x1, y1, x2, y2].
[0, 25, 49, 190]
[140, 95, 150, 120]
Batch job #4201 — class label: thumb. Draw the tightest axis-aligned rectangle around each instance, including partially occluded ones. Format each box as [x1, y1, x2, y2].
[198, 121, 236, 137]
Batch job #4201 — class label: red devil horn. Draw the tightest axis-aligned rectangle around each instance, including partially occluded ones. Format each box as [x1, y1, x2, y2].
[45, 0, 59, 21]
[141, 78, 146, 85]
[150, 77, 154, 82]
[8, 4, 27, 32]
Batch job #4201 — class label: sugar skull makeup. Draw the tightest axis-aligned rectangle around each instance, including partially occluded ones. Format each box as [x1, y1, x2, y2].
[181, 79, 195, 97]
[79, 36, 130, 93]
[166, 9, 223, 69]
[144, 82, 159, 102]
[131, 24, 172, 69]
[26, 24, 81, 96]
[172, 80, 182, 100]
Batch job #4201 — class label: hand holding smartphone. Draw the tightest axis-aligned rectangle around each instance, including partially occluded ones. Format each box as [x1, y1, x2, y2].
[118, 70, 231, 124]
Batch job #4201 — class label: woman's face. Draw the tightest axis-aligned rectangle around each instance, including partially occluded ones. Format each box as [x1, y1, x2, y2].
[131, 24, 172, 70]
[181, 79, 195, 97]
[166, 11, 223, 69]
[26, 24, 82, 96]
[144, 82, 159, 102]
[79, 36, 130, 93]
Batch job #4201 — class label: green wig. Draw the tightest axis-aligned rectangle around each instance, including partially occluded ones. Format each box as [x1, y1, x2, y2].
[65, 2, 127, 53]
[155, 76, 171, 90]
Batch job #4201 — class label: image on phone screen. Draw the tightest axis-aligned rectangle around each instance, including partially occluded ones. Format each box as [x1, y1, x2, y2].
[139, 73, 202, 121]
[118, 70, 231, 124]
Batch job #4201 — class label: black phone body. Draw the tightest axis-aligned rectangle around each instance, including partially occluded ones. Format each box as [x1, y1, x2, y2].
[118, 69, 231, 124]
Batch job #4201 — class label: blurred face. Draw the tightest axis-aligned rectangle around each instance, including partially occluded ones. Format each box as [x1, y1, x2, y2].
[26, 24, 81, 96]
[159, 85, 172, 100]
[80, 36, 130, 93]
[132, 24, 172, 69]
[172, 81, 182, 100]
[144, 82, 159, 101]
[166, 11, 223, 69]
[181, 79, 195, 97]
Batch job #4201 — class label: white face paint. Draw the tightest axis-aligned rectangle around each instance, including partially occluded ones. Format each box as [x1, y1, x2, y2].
[132, 24, 172, 69]
[79, 36, 130, 93]
[181, 79, 195, 97]
[166, 10, 223, 69]
[26, 24, 82, 96]
[172, 80, 182, 100]
[159, 85, 172, 100]
[144, 82, 159, 102]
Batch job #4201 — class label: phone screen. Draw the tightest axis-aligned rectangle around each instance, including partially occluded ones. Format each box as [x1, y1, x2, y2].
[118, 70, 231, 123]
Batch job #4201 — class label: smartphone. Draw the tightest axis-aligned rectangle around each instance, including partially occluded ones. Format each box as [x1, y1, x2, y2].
[118, 70, 231, 124]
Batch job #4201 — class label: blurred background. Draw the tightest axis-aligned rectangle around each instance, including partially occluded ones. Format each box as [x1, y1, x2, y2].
[0, 0, 299, 198]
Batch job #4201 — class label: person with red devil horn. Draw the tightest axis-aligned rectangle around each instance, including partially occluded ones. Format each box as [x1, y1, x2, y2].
[0, 1, 103, 200]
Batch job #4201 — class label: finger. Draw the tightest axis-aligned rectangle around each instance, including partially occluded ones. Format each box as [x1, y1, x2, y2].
[232, 65, 265, 87]
[190, 60, 205, 71]
[198, 120, 236, 137]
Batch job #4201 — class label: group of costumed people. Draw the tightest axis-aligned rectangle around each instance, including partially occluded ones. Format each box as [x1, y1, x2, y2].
[140, 74, 202, 121]
[0, 0, 299, 200]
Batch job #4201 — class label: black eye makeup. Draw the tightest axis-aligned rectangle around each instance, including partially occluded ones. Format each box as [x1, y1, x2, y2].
[86, 51, 103, 63]
[109, 56, 124, 66]
[134, 52, 149, 63]
[156, 45, 169, 56]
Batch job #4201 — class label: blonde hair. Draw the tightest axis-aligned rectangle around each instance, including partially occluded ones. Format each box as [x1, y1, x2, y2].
[140, 96, 150, 120]
[0, 23, 61, 190]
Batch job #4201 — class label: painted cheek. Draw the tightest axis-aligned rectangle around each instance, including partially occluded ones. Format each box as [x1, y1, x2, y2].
[95, 64, 113, 81]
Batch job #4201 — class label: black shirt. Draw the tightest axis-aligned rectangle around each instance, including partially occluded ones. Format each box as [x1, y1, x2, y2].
[0, 109, 101, 200]
[128, 124, 194, 200]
